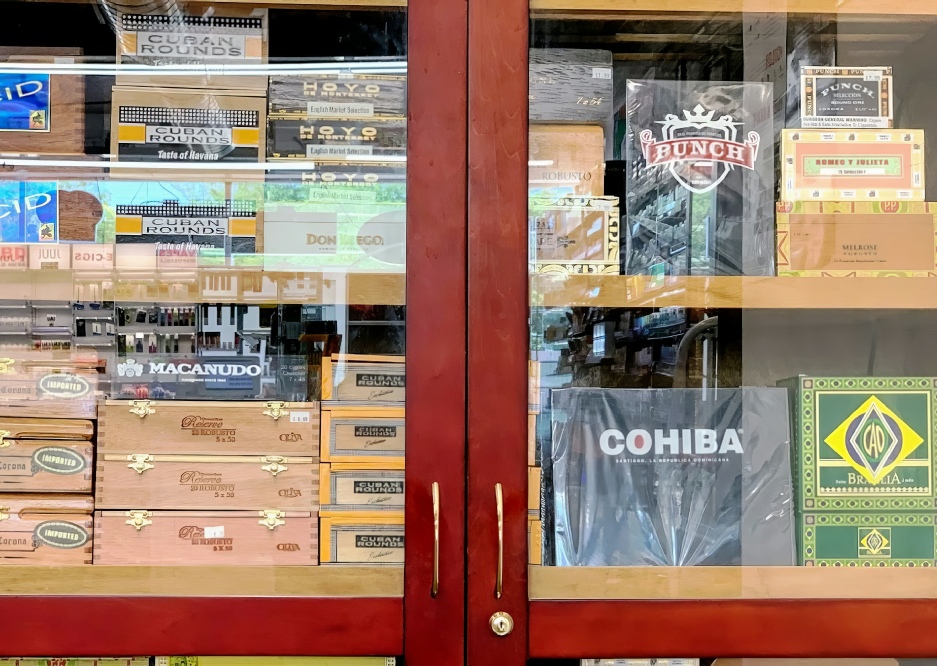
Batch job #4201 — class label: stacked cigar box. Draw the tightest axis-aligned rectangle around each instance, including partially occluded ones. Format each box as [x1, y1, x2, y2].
[94, 398, 320, 565]
[319, 354, 405, 565]
[528, 359, 542, 565]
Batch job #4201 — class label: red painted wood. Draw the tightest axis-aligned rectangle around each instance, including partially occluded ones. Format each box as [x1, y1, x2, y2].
[405, 0, 468, 660]
[0, 597, 401, 656]
[466, 0, 528, 657]
[531, 599, 937, 658]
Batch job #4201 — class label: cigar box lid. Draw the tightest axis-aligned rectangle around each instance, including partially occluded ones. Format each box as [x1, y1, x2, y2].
[112, 85, 269, 100]
[102, 453, 316, 464]
[99, 509, 315, 519]
[268, 113, 407, 123]
[320, 404, 406, 416]
[105, 399, 318, 410]
[0, 417, 94, 440]
[330, 354, 405, 364]
[319, 512, 404, 525]
[529, 124, 605, 138]
[1, 494, 94, 515]
[325, 461, 406, 472]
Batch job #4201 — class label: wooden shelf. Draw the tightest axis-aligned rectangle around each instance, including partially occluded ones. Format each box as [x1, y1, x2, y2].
[530, 0, 937, 15]
[531, 274, 937, 309]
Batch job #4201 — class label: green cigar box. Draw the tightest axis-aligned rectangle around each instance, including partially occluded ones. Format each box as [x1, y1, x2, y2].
[802, 512, 937, 566]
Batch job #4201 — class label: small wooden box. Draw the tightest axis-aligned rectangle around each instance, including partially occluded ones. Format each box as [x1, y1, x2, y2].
[96, 453, 317, 510]
[319, 513, 404, 565]
[529, 124, 605, 197]
[269, 73, 407, 119]
[267, 116, 406, 160]
[94, 509, 317, 565]
[0, 494, 92, 565]
[0, 439, 92, 492]
[322, 354, 405, 404]
[0, 416, 93, 440]
[528, 467, 541, 521]
[529, 519, 542, 566]
[319, 463, 404, 515]
[101, 399, 318, 455]
[530, 196, 620, 275]
[320, 406, 405, 465]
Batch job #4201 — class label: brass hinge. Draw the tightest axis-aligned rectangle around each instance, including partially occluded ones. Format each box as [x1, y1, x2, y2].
[261, 455, 288, 477]
[0, 358, 14, 374]
[259, 509, 286, 530]
[125, 510, 152, 531]
[0, 430, 11, 448]
[129, 400, 155, 418]
[263, 401, 287, 421]
[0, 506, 9, 521]
[127, 453, 155, 475]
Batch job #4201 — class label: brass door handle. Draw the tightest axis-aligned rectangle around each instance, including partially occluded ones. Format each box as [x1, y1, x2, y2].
[495, 482, 503, 599]
[431, 481, 440, 598]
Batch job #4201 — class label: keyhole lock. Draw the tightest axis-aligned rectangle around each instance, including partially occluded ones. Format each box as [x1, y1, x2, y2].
[489, 611, 514, 637]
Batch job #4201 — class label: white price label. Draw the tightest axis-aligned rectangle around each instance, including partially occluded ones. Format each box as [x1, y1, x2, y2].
[864, 69, 884, 82]
[290, 411, 311, 423]
[204, 526, 224, 539]
[592, 67, 612, 80]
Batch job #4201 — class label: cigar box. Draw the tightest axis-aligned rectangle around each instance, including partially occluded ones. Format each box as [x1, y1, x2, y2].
[529, 125, 605, 197]
[0, 371, 97, 418]
[0, 439, 92, 492]
[320, 406, 405, 465]
[713, 661, 896, 666]
[0, 48, 84, 155]
[322, 354, 405, 403]
[529, 49, 613, 124]
[94, 508, 317, 565]
[0, 416, 93, 440]
[781, 129, 925, 201]
[530, 196, 620, 275]
[96, 453, 317, 510]
[529, 360, 540, 413]
[528, 466, 540, 521]
[268, 73, 407, 119]
[0, 494, 92, 564]
[801, 512, 937, 566]
[101, 400, 317, 456]
[529, 519, 542, 565]
[776, 201, 937, 277]
[319, 513, 404, 565]
[267, 117, 406, 161]
[801, 66, 893, 129]
[319, 463, 404, 514]
[116, 10, 268, 93]
[2, 660, 149, 666]
[265, 161, 406, 204]
[156, 659, 395, 666]
[111, 87, 266, 171]
[528, 413, 537, 467]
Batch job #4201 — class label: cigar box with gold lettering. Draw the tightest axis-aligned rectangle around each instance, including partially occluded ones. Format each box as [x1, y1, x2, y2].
[101, 399, 318, 455]
[267, 116, 406, 161]
[319, 463, 404, 515]
[94, 508, 317, 565]
[320, 406, 404, 465]
[322, 354, 405, 404]
[269, 72, 407, 119]
[0, 494, 93, 565]
[530, 196, 620, 275]
[0, 439, 92, 493]
[319, 512, 404, 565]
[529, 124, 605, 197]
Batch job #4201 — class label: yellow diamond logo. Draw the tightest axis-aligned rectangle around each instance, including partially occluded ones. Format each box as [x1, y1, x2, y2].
[824, 395, 924, 484]
[859, 528, 891, 557]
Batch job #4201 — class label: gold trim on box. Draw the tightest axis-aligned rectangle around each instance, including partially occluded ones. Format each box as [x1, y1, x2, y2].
[531, 196, 620, 275]
[801, 67, 894, 129]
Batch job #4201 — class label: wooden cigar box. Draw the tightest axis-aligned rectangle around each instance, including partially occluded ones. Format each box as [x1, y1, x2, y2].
[116, 9, 268, 93]
[530, 195, 620, 275]
[0, 48, 84, 155]
[96, 453, 317, 510]
[529, 125, 605, 197]
[267, 117, 406, 161]
[529, 518, 542, 565]
[529, 49, 613, 124]
[0, 416, 93, 440]
[322, 354, 405, 403]
[528, 466, 540, 521]
[0, 494, 93, 564]
[2, 660, 149, 666]
[320, 406, 405, 465]
[0, 439, 92, 492]
[319, 513, 403, 565]
[155, 658, 395, 666]
[528, 413, 537, 467]
[94, 508, 317, 565]
[268, 72, 407, 119]
[101, 399, 318, 455]
[319, 463, 404, 515]
[0, 370, 97, 418]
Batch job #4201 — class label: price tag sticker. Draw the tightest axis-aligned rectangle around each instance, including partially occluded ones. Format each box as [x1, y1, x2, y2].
[290, 411, 311, 423]
[864, 69, 884, 82]
[204, 526, 224, 539]
[592, 67, 612, 80]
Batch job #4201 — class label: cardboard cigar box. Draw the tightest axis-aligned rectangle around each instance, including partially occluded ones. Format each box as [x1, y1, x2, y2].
[268, 73, 407, 119]
[801, 511, 937, 566]
[529, 518, 542, 565]
[0, 439, 92, 492]
[529, 125, 605, 197]
[96, 453, 317, 510]
[319, 512, 403, 565]
[322, 354, 405, 404]
[320, 463, 404, 514]
[781, 129, 924, 201]
[0, 48, 84, 155]
[94, 508, 317, 565]
[777, 201, 937, 276]
[321, 406, 405, 465]
[529, 49, 613, 124]
[267, 116, 406, 161]
[101, 400, 318, 455]
[528, 413, 537, 467]
[0, 416, 93, 440]
[116, 9, 268, 93]
[528, 466, 540, 521]
[0, 494, 93, 564]
[530, 196, 620, 275]
[265, 161, 406, 203]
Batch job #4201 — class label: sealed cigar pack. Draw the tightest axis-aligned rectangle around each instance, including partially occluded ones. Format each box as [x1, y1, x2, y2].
[319, 463, 404, 514]
[319, 513, 404, 564]
[529, 125, 605, 198]
[96, 453, 317, 510]
[269, 73, 406, 119]
[0, 494, 93, 564]
[529, 49, 613, 124]
[322, 354, 405, 403]
[267, 117, 406, 160]
[94, 508, 317, 565]
[320, 406, 405, 465]
[101, 400, 318, 456]
[801, 66, 894, 129]
[529, 196, 619, 275]
[0, 439, 92, 492]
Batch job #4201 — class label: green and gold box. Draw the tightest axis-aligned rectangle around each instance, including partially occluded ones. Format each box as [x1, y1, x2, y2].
[801, 512, 937, 566]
